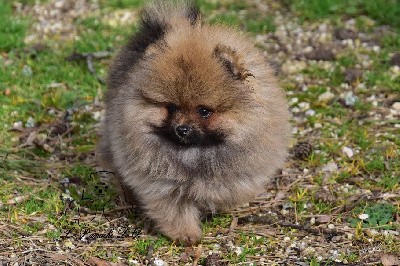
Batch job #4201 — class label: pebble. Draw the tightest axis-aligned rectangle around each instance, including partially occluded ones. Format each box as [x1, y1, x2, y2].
[341, 146, 354, 158]
[305, 109, 316, 116]
[318, 91, 335, 102]
[234, 246, 243, 256]
[290, 97, 299, 105]
[316, 215, 331, 224]
[12, 121, 23, 131]
[392, 102, 400, 111]
[344, 92, 358, 106]
[92, 111, 102, 121]
[282, 60, 307, 74]
[322, 162, 338, 173]
[25, 117, 36, 128]
[153, 258, 166, 266]
[298, 102, 310, 111]
[358, 213, 369, 220]
[291, 107, 300, 113]
[328, 224, 335, 229]
[48, 110, 57, 117]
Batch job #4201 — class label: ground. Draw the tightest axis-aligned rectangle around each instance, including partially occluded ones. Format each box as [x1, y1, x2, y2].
[0, 0, 399, 265]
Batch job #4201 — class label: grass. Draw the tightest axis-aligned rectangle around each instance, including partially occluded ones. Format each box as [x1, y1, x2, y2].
[0, 0, 399, 264]
[290, 0, 400, 28]
[0, 0, 28, 51]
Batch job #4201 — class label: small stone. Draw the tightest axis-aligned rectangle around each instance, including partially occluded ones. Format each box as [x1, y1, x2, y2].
[291, 107, 300, 113]
[318, 91, 335, 102]
[153, 258, 165, 266]
[310, 217, 316, 225]
[344, 92, 358, 106]
[316, 215, 331, 224]
[358, 213, 369, 220]
[25, 117, 36, 128]
[392, 102, 400, 111]
[92, 111, 102, 121]
[234, 246, 243, 256]
[48, 109, 56, 116]
[12, 121, 23, 131]
[342, 146, 354, 158]
[328, 224, 335, 229]
[43, 144, 54, 153]
[298, 102, 310, 111]
[290, 97, 299, 105]
[284, 237, 291, 242]
[282, 60, 307, 74]
[305, 109, 316, 116]
[372, 45, 380, 52]
[322, 162, 338, 173]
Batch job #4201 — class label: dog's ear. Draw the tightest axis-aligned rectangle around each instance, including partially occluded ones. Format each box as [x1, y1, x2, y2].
[213, 44, 253, 80]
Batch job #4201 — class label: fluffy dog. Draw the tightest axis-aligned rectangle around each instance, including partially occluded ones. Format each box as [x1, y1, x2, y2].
[98, 0, 291, 245]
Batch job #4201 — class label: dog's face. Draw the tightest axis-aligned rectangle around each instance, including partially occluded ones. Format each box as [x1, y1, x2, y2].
[135, 40, 255, 149]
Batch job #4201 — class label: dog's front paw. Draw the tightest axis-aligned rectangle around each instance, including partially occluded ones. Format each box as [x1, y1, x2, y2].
[161, 223, 202, 246]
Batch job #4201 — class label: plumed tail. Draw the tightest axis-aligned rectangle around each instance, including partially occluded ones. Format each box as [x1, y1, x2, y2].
[142, 0, 201, 29]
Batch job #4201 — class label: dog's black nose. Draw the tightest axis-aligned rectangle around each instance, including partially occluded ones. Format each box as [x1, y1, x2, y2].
[175, 125, 191, 138]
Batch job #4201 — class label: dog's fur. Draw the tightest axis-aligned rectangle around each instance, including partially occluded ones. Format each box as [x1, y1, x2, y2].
[98, 0, 291, 245]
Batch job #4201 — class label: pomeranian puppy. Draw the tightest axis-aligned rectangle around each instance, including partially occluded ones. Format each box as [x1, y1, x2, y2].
[98, 0, 291, 245]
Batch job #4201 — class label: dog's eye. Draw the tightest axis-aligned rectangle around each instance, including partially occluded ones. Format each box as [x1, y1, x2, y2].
[166, 103, 178, 114]
[197, 106, 212, 119]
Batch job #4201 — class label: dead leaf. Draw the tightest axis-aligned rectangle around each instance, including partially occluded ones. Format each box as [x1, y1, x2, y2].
[381, 254, 400, 266]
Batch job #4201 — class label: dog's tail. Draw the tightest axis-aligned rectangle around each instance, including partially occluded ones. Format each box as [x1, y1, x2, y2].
[142, 0, 201, 30]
